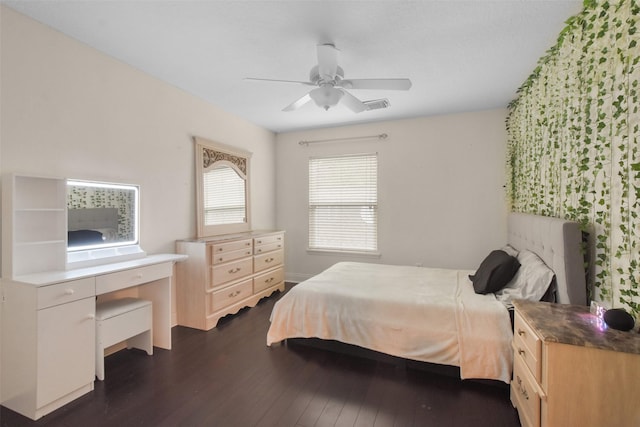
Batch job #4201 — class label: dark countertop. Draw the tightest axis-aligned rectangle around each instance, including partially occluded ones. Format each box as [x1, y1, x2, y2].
[513, 299, 640, 355]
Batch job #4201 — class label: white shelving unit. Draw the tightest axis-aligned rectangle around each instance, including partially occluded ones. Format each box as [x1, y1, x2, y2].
[2, 174, 67, 277]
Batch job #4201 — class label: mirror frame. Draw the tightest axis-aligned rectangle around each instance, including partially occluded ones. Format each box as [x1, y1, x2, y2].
[194, 136, 252, 238]
[66, 179, 145, 269]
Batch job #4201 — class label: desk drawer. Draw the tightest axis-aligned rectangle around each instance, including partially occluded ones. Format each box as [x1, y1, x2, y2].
[254, 249, 283, 273]
[37, 277, 95, 309]
[254, 267, 284, 293]
[96, 263, 172, 295]
[211, 248, 252, 265]
[514, 313, 542, 381]
[211, 258, 253, 288]
[208, 279, 253, 313]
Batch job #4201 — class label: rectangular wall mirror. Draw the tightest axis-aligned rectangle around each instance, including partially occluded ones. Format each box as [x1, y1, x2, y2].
[194, 136, 252, 237]
[67, 180, 140, 251]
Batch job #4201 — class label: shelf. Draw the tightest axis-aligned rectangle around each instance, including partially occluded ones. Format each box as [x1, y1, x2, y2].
[3, 174, 68, 277]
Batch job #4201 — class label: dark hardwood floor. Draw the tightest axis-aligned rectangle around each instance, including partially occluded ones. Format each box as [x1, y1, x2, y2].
[1, 285, 520, 427]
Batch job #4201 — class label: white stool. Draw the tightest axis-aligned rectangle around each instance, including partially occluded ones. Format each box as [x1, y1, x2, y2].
[95, 297, 153, 381]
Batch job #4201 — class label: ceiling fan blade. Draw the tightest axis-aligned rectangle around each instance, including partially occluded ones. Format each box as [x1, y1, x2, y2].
[244, 77, 314, 86]
[339, 90, 367, 113]
[338, 78, 412, 91]
[282, 93, 312, 112]
[317, 44, 339, 80]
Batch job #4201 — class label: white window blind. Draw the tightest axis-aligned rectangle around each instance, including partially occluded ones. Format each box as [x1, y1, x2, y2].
[203, 167, 246, 225]
[309, 153, 378, 252]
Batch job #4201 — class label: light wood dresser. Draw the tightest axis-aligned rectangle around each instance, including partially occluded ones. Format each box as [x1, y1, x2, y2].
[511, 300, 640, 427]
[176, 230, 285, 330]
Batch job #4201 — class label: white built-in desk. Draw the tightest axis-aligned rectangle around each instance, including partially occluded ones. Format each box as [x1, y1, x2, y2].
[0, 253, 186, 420]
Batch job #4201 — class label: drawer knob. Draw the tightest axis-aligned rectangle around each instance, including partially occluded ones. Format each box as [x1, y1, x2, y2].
[265, 257, 274, 263]
[517, 348, 526, 356]
[228, 290, 241, 298]
[246, 242, 251, 246]
[228, 267, 241, 274]
[218, 247, 223, 252]
[265, 277, 274, 284]
[219, 257, 224, 262]
[64, 288, 75, 295]
[257, 240, 262, 244]
[257, 249, 262, 253]
[517, 329, 525, 336]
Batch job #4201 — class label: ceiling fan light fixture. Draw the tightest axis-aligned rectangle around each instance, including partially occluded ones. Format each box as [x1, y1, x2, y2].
[310, 85, 343, 110]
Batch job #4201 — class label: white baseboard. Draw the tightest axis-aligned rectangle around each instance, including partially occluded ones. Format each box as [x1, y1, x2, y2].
[284, 272, 313, 283]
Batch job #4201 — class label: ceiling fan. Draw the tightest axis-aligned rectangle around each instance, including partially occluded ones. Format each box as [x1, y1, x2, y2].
[245, 44, 412, 113]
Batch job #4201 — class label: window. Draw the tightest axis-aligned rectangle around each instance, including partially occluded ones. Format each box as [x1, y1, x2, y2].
[309, 153, 378, 253]
[203, 166, 246, 225]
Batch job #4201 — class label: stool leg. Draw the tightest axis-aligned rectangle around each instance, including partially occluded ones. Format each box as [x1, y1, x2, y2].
[127, 330, 153, 356]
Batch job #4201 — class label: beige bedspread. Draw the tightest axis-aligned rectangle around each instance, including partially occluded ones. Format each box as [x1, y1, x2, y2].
[267, 262, 513, 383]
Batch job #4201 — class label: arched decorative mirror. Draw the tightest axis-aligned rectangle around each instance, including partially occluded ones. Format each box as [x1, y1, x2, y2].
[194, 136, 251, 237]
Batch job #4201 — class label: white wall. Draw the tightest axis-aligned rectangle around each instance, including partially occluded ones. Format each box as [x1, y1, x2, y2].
[0, 6, 277, 262]
[276, 110, 509, 282]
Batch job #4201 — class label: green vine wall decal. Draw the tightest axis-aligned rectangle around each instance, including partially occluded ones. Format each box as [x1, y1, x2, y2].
[507, 0, 640, 318]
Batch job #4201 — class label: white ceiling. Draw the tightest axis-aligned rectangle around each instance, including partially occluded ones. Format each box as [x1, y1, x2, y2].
[4, 0, 583, 134]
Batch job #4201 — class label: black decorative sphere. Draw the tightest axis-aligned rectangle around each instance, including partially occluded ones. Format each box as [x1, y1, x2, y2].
[603, 308, 635, 331]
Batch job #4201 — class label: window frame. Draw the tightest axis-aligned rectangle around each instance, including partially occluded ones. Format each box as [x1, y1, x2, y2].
[307, 152, 379, 256]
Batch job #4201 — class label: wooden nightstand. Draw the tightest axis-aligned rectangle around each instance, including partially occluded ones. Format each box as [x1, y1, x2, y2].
[511, 300, 640, 427]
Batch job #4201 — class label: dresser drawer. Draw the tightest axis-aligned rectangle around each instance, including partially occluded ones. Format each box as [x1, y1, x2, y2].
[254, 249, 284, 273]
[254, 233, 284, 247]
[511, 353, 542, 427]
[210, 238, 252, 255]
[96, 262, 172, 295]
[254, 234, 284, 255]
[208, 279, 253, 313]
[514, 313, 542, 380]
[254, 241, 283, 255]
[210, 257, 253, 288]
[211, 247, 253, 265]
[254, 267, 284, 293]
[37, 277, 95, 309]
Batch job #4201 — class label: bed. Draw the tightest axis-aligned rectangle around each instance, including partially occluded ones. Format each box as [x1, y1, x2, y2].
[266, 213, 587, 383]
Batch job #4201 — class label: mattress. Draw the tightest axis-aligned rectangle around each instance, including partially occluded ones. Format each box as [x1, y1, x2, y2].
[267, 261, 514, 383]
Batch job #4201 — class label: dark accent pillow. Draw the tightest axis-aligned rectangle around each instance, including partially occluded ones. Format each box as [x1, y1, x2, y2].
[68, 229, 104, 246]
[469, 250, 521, 294]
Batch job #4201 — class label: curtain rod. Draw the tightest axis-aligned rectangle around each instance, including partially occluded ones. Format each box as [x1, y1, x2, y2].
[298, 133, 388, 146]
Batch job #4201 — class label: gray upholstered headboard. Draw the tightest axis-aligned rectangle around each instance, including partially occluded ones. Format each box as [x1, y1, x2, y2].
[507, 212, 587, 305]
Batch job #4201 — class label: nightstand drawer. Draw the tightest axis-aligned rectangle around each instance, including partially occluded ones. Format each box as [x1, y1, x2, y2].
[514, 313, 542, 380]
[512, 354, 541, 427]
[210, 257, 253, 288]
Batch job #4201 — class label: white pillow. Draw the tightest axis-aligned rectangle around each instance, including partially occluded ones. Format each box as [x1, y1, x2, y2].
[501, 244, 519, 258]
[495, 249, 554, 307]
